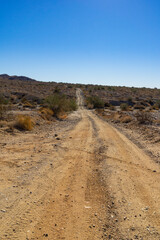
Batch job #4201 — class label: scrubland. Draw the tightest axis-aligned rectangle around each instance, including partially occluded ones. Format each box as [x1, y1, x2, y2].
[0, 74, 160, 239]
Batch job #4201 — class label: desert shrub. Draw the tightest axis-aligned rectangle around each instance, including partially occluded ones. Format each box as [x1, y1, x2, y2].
[0, 105, 6, 119]
[54, 87, 60, 93]
[15, 115, 34, 131]
[23, 101, 34, 108]
[153, 100, 160, 109]
[104, 102, 110, 107]
[0, 95, 9, 119]
[45, 93, 77, 116]
[68, 99, 77, 111]
[135, 111, 152, 124]
[127, 96, 132, 102]
[131, 88, 137, 93]
[120, 103, 128, 111]
[109, 105, 115, 110]
[39, 108, 54, 120]
[107, 86, 115, 91]
[121, 115, 132, 123]
[86, 96, 104, 109]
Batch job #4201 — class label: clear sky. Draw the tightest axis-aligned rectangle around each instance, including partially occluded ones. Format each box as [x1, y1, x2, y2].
[0, 0, 160, 88]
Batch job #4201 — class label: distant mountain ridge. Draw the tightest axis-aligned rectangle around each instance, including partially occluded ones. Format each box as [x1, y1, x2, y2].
[0, 74, 36, 82]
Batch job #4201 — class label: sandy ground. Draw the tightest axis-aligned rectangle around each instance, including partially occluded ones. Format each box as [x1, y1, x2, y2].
[0, 90, 160, 239]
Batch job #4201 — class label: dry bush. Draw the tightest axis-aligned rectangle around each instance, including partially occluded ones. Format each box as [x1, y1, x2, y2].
[57, 113, 67, 120]
[15, 115, 34, 131]
[0, 105, 7, 119]
[120, 103, 128, 111]
[135, 111, 152, 124]
[121, 115, 132, 123]
[23, 101, 34, 108]
[152, 100, 160, 110]
[39, 108, 54, 120]
[0, 95, 9, 119]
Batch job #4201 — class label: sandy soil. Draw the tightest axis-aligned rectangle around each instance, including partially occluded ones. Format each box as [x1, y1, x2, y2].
[0, 90, 160, 240]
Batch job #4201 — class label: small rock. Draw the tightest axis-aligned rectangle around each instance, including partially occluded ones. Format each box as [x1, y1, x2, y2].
[43, 233, 48, 237]
[1, 209, 6, 213]
[142, 207, 149, 211]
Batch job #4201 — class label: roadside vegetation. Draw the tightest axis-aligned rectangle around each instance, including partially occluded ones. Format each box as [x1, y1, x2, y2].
[86, 95, 104, 109]
[0, 95, 10, 120]
[45, 93, 77, 117]
[15, 115, 34, 131]
[0, 74, 160, 133]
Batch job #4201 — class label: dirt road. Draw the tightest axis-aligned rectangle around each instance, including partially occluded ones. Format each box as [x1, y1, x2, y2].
[0, 90, 160, 239]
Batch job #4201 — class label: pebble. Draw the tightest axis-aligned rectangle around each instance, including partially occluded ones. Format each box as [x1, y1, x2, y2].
[1, 209, 6, 212]
[142, 207, 149, 211]
[43, 233, 48, 237]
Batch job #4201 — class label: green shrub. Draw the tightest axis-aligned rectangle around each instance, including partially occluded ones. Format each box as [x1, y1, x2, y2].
[0, 96, 9, 119]
[86, 96, 104, 109]
[120, 103, 128, 111]
[45, 93, 77, 116]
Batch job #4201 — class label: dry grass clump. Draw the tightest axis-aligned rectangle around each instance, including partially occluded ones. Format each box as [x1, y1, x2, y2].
[39, 108, 54, 120]
[57, 113, 67, 120]
[23, 101, 34, 108]
[121, 115, 132, 123]
[15, 115, 34, 131]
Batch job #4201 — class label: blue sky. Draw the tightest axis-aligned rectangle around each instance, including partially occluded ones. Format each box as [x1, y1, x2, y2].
[0, 0, 160, 87]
